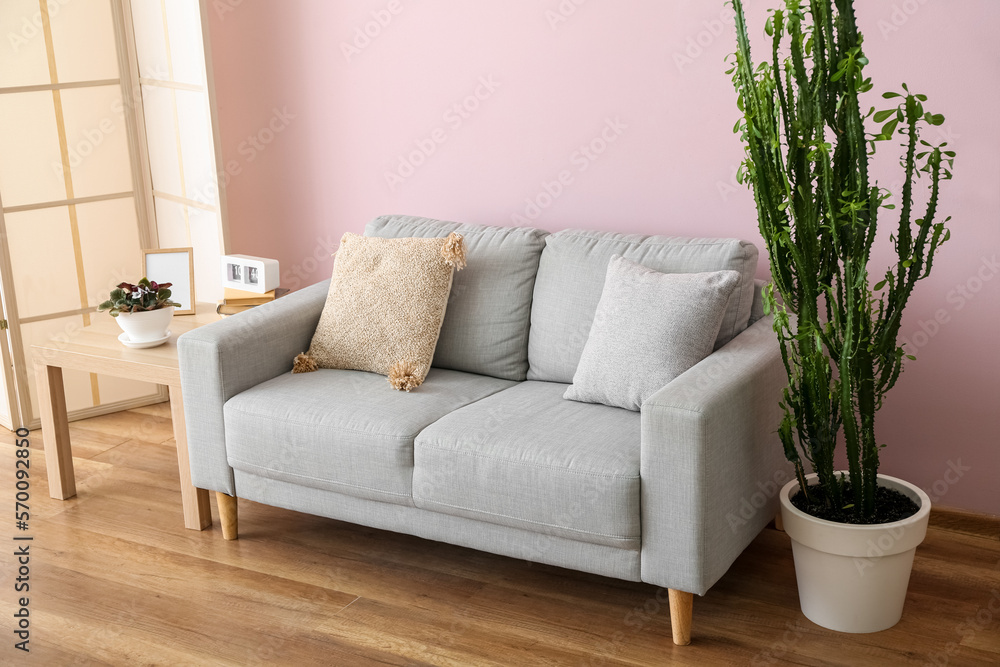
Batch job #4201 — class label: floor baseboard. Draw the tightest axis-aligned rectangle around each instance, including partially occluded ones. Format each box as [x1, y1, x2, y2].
[931, 506, 999, 540]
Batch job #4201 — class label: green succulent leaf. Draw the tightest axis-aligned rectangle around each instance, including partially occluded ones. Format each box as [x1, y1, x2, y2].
[729, 0, 956, 522]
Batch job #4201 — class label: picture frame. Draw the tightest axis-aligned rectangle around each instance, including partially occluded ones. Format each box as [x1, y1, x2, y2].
[142, 247, 196, 315]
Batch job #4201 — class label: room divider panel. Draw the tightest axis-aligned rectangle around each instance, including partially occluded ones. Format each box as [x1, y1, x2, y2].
[0, 0, 227, 431]
[0, 283, 15, 430]
[127, 0, 228, 305]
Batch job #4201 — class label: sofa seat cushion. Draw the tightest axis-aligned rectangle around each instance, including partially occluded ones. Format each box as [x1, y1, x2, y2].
[413, 381, 641, 549]
[224, 368, 515, 505]
[528, 229, 758, 383]
[365, 215, 548, 381]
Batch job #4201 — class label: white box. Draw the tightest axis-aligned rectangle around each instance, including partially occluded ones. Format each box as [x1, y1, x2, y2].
[221, 254, 280, 294]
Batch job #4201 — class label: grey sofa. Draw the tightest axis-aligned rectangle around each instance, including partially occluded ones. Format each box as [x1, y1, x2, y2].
[178, 215, 786, 645]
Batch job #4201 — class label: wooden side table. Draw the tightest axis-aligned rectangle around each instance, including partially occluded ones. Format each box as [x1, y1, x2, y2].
[31, 304, 221, 531]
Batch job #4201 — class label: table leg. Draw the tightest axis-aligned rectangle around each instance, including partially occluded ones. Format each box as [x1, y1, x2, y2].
[35, 363, 76, 499]
[168, 385, 212, 530]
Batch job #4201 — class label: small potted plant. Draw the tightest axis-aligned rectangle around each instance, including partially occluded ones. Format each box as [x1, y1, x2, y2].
[98, 278, 180, 346]
[729, 0, 954, 632]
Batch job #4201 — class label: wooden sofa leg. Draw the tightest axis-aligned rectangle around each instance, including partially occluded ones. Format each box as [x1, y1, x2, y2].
[774, 511, 785, 532]
[668, 589, 693, 646]
[216, 492, 238, 540]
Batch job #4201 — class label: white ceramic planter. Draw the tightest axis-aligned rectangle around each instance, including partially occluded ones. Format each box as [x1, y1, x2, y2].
[779, 472, 930, 633]
[114, 306, 174, 343]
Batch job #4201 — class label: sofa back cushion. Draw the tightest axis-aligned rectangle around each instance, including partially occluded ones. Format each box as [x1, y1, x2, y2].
[527, 229, 758, 383]
[366, 215, 548, 381]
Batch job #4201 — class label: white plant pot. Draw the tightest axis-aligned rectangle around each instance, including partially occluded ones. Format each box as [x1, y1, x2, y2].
[114, 306, 174, 343]
[779, 472, 931, 633]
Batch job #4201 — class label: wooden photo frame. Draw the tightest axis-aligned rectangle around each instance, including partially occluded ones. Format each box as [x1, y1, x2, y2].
[142, 247, 196, 315]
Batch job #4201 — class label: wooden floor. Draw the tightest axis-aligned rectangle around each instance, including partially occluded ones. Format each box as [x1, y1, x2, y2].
[1, 403, 998, 666]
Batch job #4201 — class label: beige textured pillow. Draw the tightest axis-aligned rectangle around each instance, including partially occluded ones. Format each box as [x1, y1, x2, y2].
[293, 232, 466, 391]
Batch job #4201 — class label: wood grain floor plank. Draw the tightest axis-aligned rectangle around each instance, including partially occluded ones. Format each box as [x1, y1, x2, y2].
[90, 437, 187, 476]
[128, 400, 172, 419]
[68, 408, 176, 445]
[2, 406, 998, 665]
[36, 523, 359, 618]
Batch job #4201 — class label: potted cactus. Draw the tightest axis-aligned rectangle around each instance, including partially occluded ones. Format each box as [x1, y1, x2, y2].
[98, 278, 180, 346]
[729, 0, 954, 632]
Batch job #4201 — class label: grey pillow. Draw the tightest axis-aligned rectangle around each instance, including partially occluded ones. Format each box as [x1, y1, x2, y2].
[365, 215, 548, 381]
[563, 255, 740, 411]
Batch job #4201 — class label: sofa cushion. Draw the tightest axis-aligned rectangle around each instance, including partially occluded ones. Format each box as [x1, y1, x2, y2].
[527, 230, 758, 383]
[413, 381, 640, 549]
[302, 232, 465, 390]
[224, 368, 515, 505]
[366, 215, 548, 381]
[564, 257, 741, 410]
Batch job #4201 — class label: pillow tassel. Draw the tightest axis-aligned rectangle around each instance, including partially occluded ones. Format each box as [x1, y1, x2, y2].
[292, 352, 318, 374]
[388, 360, 423, 392]
[441, 232, 467, 271]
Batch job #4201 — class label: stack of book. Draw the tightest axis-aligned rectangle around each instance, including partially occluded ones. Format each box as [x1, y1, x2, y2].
[217, 287, 289, 316]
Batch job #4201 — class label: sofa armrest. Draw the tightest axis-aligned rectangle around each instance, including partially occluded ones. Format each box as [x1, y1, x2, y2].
[177, 280, 329, 494]
[639, 316, 790, 595]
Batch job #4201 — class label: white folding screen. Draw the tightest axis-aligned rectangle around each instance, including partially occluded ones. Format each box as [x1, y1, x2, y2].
[0, 0, 227, 430]
[0, 0, 166, 428]
[129, 0, 226, 304]
[0, 284, 13, 430]
[0, 379, 10, 432]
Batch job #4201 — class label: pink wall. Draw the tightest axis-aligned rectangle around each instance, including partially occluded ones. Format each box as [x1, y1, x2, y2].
[206, 1, 999, 516]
